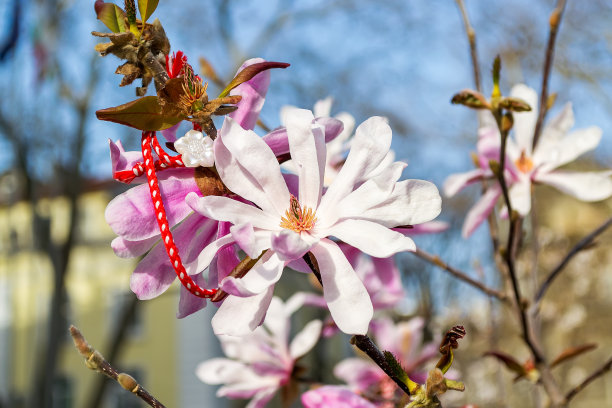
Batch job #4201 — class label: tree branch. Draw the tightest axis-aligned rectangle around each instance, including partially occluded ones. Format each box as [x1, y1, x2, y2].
[532, 0, 568, 150]
[535, 215, 612, 304]
[412, 248, 508, 302]
[69, 326, 166, 408]
[565, 355, 612, 402]
[455, 0, 481, 92]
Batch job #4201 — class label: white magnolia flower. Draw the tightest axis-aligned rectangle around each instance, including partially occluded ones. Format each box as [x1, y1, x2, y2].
[174, 129, 215, 167]
[445, 84, 612, 236]
[197, 294, 322, 408]
[185, 109, 441, 335]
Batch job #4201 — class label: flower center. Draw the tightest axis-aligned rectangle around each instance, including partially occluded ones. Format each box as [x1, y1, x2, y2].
[515, 150, 534, 174]
[279, 195, 317, 233]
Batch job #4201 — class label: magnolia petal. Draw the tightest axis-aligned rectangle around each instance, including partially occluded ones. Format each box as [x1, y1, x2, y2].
[534, 126, 602, 171]
[325, 219, 416, 258]
[246, 387, 278, 408]
[290, 319, 323, 359]
[443, 169, 486, 197]
[271, 229, 318, 261]
[217, 376, 278, 399]
[220, 252, 285, 297]
[510, 84, 538, 155]
[536, 170, 612, 201]
[283, 108, 325, 209]
[130, 242, 176, 300]
[334, 358, 383, 389]
[539, 102, 574, 145]
[262, 117, 343, 157]
[161, 123, 180, 142]
[215, 118, 290, 216]
[186, 193, 279, 230]
[339, 179, 441, 228]
[301, 386, 377, 408]
[229, 58, 270, 131]
[109, 139, 143, 178]
[195, 358, 247, 384]
[509, 178, 532, 216]
[310, 239, 373, 335]
[399, 220, 449, 235]
[176, 272, 208, 318]
[111, 235, 158, 258]
[230, 224, 272, 259]
[185, 234, 236, 276]
[462, 185, 502, 238]
[318, 117, 392, 219]
[105, 168, 198, 240]
[212, 286, 275, 336]
[313, 97, 333, 117]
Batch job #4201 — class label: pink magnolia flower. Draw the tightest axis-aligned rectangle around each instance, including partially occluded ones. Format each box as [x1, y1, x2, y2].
[302, 386, 377, 408]
[105, 58, 277, 317]
[186, 109, 442, 335]
[196, 294, 322, 408]
[445, 84, 612, 237]
[333, 317, 437, 405]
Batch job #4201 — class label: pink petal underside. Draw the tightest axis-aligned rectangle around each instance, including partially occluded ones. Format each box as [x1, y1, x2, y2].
[301, 386, 377, 408]
[184, 233, 236, 276]
[229, 58, 270, 131]
[283, 108, 326, 209]
[109, 139, 143, 176]
[211, 285, 275, 336]
[334, 358, 384, 390]
[462, 184, 502, 238]
[176, 272, 208, 318]
[535, 170, 612, 201]
[105, 168, 198, 241]
[215, 221, 241, 283]
[262, 117, 343, 157]
[161, 123, 180, 143]
[310, 239, 373, 335]
[215, 118, 290, 216]
[111, 235, 158, 259]
[271, 229, 317, 261]
[396, 220, 449, 235]
[245, 387, 278, 408]
[195, 358, 247, 385]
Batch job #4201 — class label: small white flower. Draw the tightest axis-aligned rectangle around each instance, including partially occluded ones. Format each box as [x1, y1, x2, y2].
[174, 130, 215, 167]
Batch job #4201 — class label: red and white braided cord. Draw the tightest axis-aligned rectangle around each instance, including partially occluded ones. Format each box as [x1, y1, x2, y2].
[141, 131, 218, 298]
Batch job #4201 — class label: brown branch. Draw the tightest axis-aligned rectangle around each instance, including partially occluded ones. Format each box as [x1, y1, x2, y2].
[535, 215, 612, 304]
[455, 0, 481, 92]
[412, 248, 508, 302]
[565, 355, 612, 402]
[69, 326, 166, 408]
[531, 0, 568, 150]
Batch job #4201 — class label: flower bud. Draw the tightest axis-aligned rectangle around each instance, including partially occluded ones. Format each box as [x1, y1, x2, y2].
[451, 89, 491, 110]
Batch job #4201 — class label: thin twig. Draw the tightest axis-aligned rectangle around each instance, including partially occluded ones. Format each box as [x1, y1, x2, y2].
[493, 111, 544, 363]
[69, 326, 166, 408]
[535, 215, 612, 304]
[565, 355, 612, 402]
[412, 248, 507, 302]
[455, 0, 481, 92]
[532, 0, 568, 150]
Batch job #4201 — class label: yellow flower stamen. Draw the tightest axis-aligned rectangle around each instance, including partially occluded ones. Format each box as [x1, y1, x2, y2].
[515, 150, 534, 173]
[279, 195, 317, 233]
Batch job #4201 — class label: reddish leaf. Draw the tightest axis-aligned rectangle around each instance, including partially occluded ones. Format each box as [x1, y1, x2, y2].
[484, 351, 527, 377]
[96, 96, 184, 131]
[550, 343, 597, 369]
[137, 0, 159, 24]
[218, 61, 290, 98]
[94, 1, 126, 33]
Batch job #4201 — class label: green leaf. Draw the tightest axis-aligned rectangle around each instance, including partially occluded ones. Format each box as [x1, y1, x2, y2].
[219, 61, 290, 98]
[96, 96, 184, 131]
[138, 0, 159, 24]
[94, 1, 127, 33]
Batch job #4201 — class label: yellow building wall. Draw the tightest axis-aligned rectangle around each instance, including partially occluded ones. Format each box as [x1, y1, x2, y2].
[1, 190, 180, 407]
